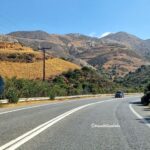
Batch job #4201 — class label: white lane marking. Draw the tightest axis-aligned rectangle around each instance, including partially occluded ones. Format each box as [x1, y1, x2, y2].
[0, 98, 123, 150]
[129, 104, 150, 128]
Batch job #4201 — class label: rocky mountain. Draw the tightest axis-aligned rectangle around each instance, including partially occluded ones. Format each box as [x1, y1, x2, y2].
[6, 31, 150, 77]
[0, 35, 18, 43]
[101, 32, 150, 59]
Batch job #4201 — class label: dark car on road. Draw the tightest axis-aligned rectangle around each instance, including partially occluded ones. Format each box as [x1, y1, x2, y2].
[115, 91, 124, 98]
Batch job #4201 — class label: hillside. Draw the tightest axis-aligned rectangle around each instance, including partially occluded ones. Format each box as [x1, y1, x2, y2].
[101, 32, 150, 59]
[115, 65, 150, 90]
[6, 31, 150, 77]
[0, 42, 80, 79]
[49, 67, 118, 95]
[89, 49, 145, 77]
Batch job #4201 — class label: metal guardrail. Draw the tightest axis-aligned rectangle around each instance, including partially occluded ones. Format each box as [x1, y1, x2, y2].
[0, 93, 143, 104]
[0, 94, 105, 104]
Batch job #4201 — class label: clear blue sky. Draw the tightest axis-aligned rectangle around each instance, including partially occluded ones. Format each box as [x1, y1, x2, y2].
[0, 0, 150, 39]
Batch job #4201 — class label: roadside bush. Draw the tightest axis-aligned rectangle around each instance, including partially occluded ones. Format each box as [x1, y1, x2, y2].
[6, 88, 19, 103]
[49, 92, 55, 100]
[4, 77, 51, 98]
[49, 86, 56, 100]
[141, 94, 149, 106]
[144, 82, 150, 94]
[49, 84, 67, 97]
[141, 83, 150, 106]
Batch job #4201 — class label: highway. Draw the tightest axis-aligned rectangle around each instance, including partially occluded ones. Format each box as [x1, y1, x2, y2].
[0, 96, 150, 150]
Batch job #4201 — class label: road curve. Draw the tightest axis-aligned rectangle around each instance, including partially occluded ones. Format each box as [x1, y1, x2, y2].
[0, 96, 149, 150]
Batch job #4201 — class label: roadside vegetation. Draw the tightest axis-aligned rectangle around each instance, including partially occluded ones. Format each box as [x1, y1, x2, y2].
[114, 65, 150, 92]
[0, 67, 121, 103]
[0, 66, 148, 104]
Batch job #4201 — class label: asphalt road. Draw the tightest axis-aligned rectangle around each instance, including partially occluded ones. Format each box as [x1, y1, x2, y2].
[0, 96, 149, 150]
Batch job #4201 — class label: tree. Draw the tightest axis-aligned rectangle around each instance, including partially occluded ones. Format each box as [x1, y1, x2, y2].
[141, 82, 150, 106]
[6, 88, 19, 103]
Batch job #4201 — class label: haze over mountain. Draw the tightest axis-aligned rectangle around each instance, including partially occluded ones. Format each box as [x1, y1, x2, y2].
[2, 30, 150, 77]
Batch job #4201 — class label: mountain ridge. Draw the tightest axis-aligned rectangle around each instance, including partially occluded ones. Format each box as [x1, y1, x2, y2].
[3, 30, 150, 77]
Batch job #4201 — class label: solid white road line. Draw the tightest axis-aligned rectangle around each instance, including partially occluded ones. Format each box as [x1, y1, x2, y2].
[129, 104, 150, 128]
[0, 98, 120, 150]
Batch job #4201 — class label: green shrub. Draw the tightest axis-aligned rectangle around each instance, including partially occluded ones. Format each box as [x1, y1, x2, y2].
[144, 82, 150, 94]
[141, 94, 149, 106]
[141, 83, 150, 106]
[49, 86, 56, 100]
[49, 84, 68, 98]
[49, 92, 55, 100]
[6, 88, 19, 103]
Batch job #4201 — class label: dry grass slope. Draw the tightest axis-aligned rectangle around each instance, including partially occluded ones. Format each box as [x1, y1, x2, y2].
[0, 42, 80, 79]
[0, 58, 80, 79]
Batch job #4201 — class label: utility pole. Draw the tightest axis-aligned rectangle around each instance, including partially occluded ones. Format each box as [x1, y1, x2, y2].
[39, 43, 46, 81]
[42, 49, 46, 81]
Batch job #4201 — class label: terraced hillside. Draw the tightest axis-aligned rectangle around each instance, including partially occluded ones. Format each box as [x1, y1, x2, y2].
[0, 42, 80, 79]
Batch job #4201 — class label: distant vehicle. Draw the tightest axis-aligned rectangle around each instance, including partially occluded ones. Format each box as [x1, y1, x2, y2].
[115, 91, 124, 98]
